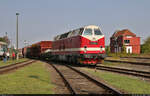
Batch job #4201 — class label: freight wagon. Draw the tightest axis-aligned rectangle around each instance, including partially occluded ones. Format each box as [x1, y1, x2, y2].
[24, 41, 52, 59]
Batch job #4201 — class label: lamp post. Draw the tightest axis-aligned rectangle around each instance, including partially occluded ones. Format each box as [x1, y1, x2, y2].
[16, 13, 19, 60]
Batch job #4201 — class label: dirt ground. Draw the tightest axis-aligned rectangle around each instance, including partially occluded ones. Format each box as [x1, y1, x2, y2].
[44, 62, 70, 94]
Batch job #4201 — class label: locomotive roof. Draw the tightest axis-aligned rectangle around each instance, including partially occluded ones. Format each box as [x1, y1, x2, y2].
[84, 25, 99, 29]
[54, 25, 100, 41]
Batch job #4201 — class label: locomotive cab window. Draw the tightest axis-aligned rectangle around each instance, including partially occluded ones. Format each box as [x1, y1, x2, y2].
[94, 28, 102, 35]
[79, 28, 84, 35]
[83, 28, 92, 35]
[60, 32, 69, 39]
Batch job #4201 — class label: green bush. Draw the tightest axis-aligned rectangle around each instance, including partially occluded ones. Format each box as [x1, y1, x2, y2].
[106, 45, 134, 57]
[105, 46, 110, 54]
[0, 37, 5, 42]
[141, 37, 150, 53]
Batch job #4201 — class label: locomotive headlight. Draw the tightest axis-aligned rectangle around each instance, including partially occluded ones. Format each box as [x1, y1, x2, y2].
[100, 46, 103, 52]
[84, 46, 87, 52]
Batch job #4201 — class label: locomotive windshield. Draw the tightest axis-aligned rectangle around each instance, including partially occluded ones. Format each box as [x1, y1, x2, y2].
[94, 28, 102, 35]
[83, 28, 92, 35]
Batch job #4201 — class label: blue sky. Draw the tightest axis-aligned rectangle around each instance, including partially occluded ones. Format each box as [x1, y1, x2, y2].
[0, 0, 150, 48]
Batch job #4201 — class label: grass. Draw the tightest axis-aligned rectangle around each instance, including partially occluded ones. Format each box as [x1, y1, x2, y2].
[101, 61, 123, 66]
[107, 53, 150, 58]
[82, 68, 150, 94]
[105, 56, 135, 62]
[0, 61, 55, 94]
[107, 53, 139, 57]
[105, 57, 150, 64]
[0, 58, 29, 67]
[105, 57, 123, 61]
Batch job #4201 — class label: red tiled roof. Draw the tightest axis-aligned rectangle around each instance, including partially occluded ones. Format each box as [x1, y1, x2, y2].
[112, 29, 136, 37]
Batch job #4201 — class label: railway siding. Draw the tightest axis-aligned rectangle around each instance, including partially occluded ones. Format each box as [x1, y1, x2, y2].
[105, 59, 150, 66]
[0, 59, 30, 69]
[49, 62, 122, 94]
[0, 58, 29, 67]
[67, 65, 123, 94]
[105, 56, 150, 66]
[102, 61, 150, 72]
[81, 67, 150, 94]
[120, 56, 150, 59]
[0, 60, 36, 74]
[97, 65, 150, 79]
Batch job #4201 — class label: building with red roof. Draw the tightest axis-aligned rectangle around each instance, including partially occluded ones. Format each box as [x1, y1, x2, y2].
[110, 29, 140, 54]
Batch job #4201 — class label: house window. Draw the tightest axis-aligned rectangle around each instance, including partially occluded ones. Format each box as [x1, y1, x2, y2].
[124, 40, 130, 43]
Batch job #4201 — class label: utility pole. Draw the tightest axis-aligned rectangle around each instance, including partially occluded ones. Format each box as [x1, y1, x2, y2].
[16, 13, 19, 60]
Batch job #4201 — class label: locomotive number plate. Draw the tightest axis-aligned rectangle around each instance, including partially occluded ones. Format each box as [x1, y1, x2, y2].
[90, 42, 98, 45]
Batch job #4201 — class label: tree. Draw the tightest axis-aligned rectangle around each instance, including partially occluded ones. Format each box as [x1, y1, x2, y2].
[122, 45, 126, 54]
[141, 37, 150, 53]
[3, 36, 10, 46]
[0, 36, 10, 46]
[0, 37, 5, 42]
[105, 46, 110, 54]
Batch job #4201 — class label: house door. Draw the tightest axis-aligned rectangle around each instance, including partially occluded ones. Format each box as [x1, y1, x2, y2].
[126, 46, 132, 54]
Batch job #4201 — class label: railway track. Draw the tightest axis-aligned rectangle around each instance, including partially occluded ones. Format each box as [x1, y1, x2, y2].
[0, 60, 36, 74]
[96, 65, 150, 79]
[49, 62, 122, 94]
[108, 56, 150, 59]
[105, 60, 150, 66]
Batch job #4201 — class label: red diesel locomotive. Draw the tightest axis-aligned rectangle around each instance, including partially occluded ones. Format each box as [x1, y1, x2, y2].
[51, 25, 106, 65]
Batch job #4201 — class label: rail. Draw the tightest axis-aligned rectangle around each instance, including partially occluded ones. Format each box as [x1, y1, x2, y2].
[105, 60, 150, 66]
[49, 62, 122, 94]
[97, 65, 150, 79]
[0, 60, 36, 74]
